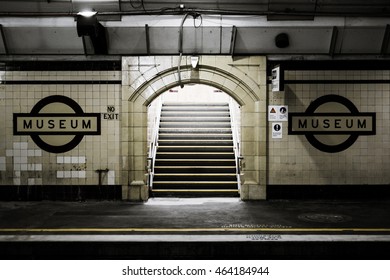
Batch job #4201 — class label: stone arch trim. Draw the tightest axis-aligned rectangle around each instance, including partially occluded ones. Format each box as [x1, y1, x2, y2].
[129, 65, 260, 106]
[143, 79, 243, 107]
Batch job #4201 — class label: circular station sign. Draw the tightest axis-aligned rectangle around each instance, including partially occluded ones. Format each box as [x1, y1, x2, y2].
[14, 95, 101, 153]
[288, 95, 376, 153]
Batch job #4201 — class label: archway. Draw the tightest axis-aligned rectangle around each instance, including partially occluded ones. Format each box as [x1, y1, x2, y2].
[147, 84, 241, 197]
[121, 56, 267, 201]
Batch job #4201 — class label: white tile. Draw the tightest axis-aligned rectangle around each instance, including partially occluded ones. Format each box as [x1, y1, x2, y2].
[79, 156, 86, 164]
[64, 157, 71, 164]
[28, 164, 34, 171]
[57, 171, 64, 178]
[20, 157, 28, 164]
[35, 150, 42, 157]
[64, 171, 71, 178]
[71, 157, 79, 164]
[13, 178, 21, 185]
[20, 142, 28, 150]
[13, 142, 21, 149]
[78, 171, 86, 178]
[35, 164, 42, 171]
[57, 156, 64, 164]
[71, 171, 78, 178]
[6, 150, 13, 157]
[108, 170, 115, 185]
[28, 150, 35, 157]
[28, 178, 35, 186]
[21, 164, 28, 171]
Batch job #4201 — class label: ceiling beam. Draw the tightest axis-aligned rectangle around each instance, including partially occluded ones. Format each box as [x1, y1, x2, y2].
[230, 25, 237, 57]
[0, 24, 9, 55]
[145, 24, 150, 55]
[329, 26, 339, 57]
[381, 24, 390, 56]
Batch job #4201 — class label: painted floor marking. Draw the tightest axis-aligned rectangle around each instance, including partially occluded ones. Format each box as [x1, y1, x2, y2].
[0, 227, 390, 233]
[1, 234, 390, 242]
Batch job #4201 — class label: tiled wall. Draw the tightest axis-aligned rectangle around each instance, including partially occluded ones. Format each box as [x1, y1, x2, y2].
[0, 69, 121, 187]
[7, 60, 388, 198]
[268, 70, 390, 185]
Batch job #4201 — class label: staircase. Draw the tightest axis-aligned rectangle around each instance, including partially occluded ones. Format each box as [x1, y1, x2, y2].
[151, 103, 239, 197]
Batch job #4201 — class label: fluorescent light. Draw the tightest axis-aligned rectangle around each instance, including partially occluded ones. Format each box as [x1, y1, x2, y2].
[77, 11, 97, 17]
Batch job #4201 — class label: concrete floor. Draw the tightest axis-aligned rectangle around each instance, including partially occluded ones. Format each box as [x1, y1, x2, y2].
[0, 197, 390, 259]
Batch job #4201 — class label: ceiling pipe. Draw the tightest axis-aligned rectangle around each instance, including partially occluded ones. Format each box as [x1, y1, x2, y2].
[177, 12, 200, 89]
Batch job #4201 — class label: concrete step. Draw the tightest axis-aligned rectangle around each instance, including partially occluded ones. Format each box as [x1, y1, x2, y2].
[152, 181, 238, 189]
[161, 112, 230, 117]
[162, 103, 229, 106]
[156, 152, 235, 159]
[158, 128, 232, 134]
[160, 117, 231, 122]
[154, 159, 236, 166]
[161, 107, 229, 112]
[154, 173, 237, 181]
[151, 189, 239, 197]
[159, 134, 233, 140]
[158, 146, 234, 152]
[160, 122, 231, 128]
[154, 166, 237, 173]
[158, 140, 233, 146]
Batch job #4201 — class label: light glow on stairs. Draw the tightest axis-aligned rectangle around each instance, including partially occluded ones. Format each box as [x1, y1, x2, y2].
[152, 102, 239, 197]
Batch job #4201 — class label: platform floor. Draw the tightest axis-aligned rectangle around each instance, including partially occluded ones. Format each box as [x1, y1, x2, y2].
[1, 197, 390, 259]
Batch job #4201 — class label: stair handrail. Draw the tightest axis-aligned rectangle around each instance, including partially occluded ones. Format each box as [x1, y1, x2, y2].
[229, 98, 243, 190]
[147, 98, 163, 189]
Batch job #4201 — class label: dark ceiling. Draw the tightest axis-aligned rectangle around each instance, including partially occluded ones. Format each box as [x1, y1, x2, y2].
[1, 0, 390, 17]
[0, 0, 389, 58]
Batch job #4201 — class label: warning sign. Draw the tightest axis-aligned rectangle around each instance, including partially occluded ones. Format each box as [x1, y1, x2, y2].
[272, 123, 283, 139]
[268, 105, 288, 122]
[269, 107, 278, 121]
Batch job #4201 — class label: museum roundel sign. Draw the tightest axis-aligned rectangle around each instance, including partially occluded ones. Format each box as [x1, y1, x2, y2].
[13, 95, 101, 153]
[288, 94, 376, 153]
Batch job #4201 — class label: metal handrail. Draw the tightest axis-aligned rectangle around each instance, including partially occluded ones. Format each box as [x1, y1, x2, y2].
[229, 98, 243, 190]
[147, 98, 162, 189]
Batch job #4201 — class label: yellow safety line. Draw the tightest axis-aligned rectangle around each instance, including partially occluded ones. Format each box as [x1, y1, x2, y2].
[0, 227, 390, 233]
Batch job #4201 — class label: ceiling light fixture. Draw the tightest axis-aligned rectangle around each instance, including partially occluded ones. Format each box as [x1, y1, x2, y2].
[76, 11, 108, 55]
[77, 10, 97, 18]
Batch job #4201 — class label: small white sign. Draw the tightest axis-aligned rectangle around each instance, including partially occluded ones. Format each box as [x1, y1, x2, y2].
[278, 106, 288, 121]
[268, 105, 288, 121]
[272, 122, 283, 139]
[272, 66, 282, 92]
[268, 106, 278, 121]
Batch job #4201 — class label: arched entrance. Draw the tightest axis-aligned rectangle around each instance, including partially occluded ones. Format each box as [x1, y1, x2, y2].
[148, 84, 241, 197]
[121, 56, 267, 201]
